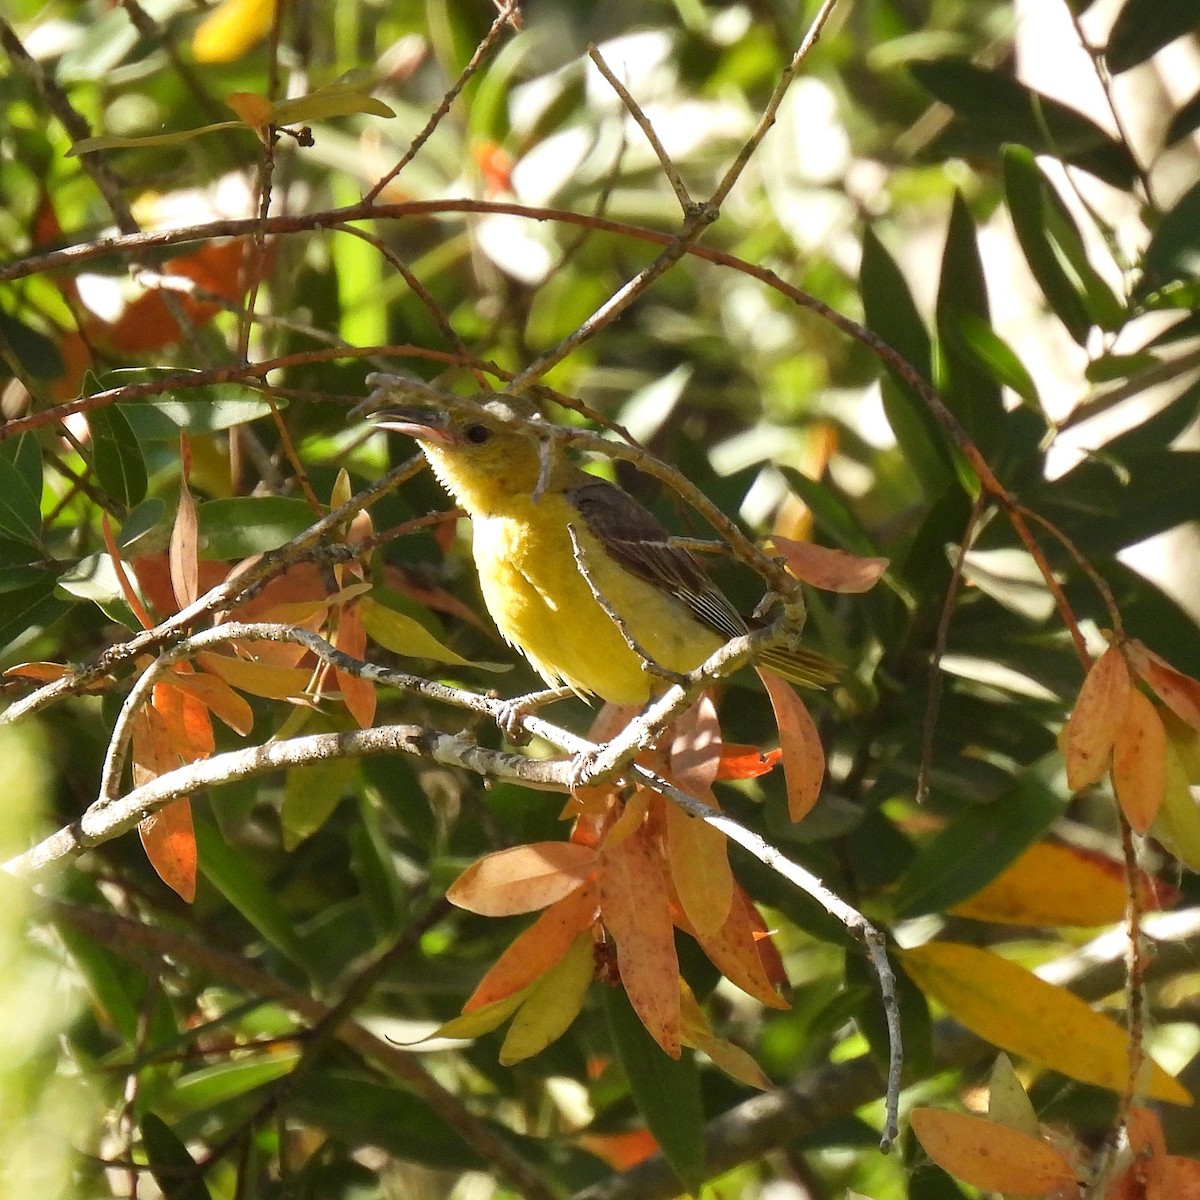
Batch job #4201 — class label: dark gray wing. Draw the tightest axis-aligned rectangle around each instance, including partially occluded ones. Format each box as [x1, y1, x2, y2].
[565, 477, 747, 641]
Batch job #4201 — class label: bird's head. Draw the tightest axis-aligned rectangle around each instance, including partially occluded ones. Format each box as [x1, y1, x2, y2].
[363, 391, 554, 514]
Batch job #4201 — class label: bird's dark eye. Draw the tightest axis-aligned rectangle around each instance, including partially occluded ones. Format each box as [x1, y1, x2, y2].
[463, 424, 492, 445]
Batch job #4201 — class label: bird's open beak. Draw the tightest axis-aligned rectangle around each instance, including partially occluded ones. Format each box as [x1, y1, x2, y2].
[363, 407, 456, 444]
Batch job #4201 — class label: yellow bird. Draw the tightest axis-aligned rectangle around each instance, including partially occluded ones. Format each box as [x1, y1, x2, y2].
[365, 389, 837, 706]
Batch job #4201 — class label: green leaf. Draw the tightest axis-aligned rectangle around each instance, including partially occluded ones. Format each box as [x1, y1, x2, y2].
[140, 1113, 212, 1200]
[0, 312, 63, 379]
[950, 312, 1041, 410]
[281, 757, 358, 850]
[196, 497, 315, 559]
[603, 984, 706, 1196]
[936, 193, 1004, 457]
[891, 765, 1062, 918]
[911, 59, 1140, 187]
[1002, 146, 1093, 343]
[66, 122, 246, 156]
[289, 1071, 486, 1169]
[193, 818, 311, 971]
[171, 1050, 301, 1115]
[0, 434, 44, 545]
[89, 404, 147, 509]
[0, 573, 69, 654]
[1143, 177, 1200, 289]
[115, 386, 280, 440]
[1106, 0, 1200, 73]
[359, 595, 508, 671]
[271, 84, 396, 125]
[1030, 449, 1200, 557]
[860, 226, 955, 498]
[118, 497, 168, 549]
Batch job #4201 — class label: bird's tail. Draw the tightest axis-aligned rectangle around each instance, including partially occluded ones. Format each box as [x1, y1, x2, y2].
[757, 645, 842, 689]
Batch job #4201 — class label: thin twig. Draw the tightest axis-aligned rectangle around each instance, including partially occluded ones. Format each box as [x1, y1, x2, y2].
[363, 0, 520, 204]
[587, 44, 693, 211]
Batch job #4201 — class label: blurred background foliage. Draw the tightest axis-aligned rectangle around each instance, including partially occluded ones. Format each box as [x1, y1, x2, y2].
[2, 0, 1200, 1196]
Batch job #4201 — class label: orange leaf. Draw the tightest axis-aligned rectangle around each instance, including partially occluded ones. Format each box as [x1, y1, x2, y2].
[668, 694, 722, 796]
[333, 604, 376, 729]
[600, 823, 681, 1057]
[153, 680, 215, 762]
[1106, 1106, 1166, 1200]
[196, 651, 313, 700]
[758, 670, 824, 821]
[102, 513, 155, 630]
[139, 798, 198, 902]
[131, 706, 181, 785]
[950, 842, 1174, 927]
[576, 1129, 660, 1171]
[170, 477, 200, 611]
[449, 842, 597, 916]
[764, 536, 889, 593]
[1065, 644, 1131, 791]
[3, 661, 70, 682]
[910, 1108, 1076, 1196]
[464, 883, 598, 1011]
[1113, 690, 1168, 834]
[1162, 1158, 1200, 1200]
[714, 743, 782, 780]
[665, 796, 733, 936]
[898, 942, 1191, 1105]
[226, 91, 274, 129]
[173, 669, 255, 735]
[691, 886, 789, 1009]
[1128, 641, 1200, 730]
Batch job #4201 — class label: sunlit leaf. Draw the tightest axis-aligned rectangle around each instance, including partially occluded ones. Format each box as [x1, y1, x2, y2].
[359, 595, 505, 670]
[193, 0, 276, 63]
[499, 930, 594, 1064]
[600, 823, 680, 1056]
[139, 799, 198, 903]
[899, 942, 1191, 1105]
[758, 670, 824, 821]
[951, 841, 1173, 927]
[665, 796, 733, 936]
[910, 1107, 1076, 1196]
[464, 883, 598, 1011]
[449, 842, 596, 916]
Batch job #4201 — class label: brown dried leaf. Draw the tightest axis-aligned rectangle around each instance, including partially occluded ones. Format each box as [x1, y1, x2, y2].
[759, 669, 824, 821]
[449, 842, 597, 916]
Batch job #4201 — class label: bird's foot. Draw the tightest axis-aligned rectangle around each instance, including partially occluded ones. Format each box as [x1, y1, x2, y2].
[493, 686, 574, 745]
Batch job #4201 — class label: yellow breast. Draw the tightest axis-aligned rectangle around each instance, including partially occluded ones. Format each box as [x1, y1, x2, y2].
[471, 493, 720, 705]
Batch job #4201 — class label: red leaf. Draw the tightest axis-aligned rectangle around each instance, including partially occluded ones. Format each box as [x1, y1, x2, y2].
[333, 603, 376, 729]
[714, 743, 782, 780]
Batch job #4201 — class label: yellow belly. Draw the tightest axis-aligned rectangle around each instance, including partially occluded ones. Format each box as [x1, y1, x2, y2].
[471, 495, 720, 705]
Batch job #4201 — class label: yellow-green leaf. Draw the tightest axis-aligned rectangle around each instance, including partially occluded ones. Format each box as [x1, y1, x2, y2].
[899, 942, 1191, 1106]
[499, 931, 594, 1064]
[359, 596, 505, 671]
[67, 123, 245, 156]
[281, 757, 358, 850]
[432, 991, 528, 1041]
[271, 85, 396, 125]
